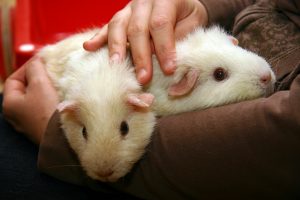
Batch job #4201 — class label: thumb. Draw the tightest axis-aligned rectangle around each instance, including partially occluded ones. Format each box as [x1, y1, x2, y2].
[3, 63, 26, 96]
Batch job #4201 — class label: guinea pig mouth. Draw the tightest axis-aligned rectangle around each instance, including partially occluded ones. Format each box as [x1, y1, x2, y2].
[255, 81, 275, 97]
[260, 74, 276, 97]
[94, 170, 116, 181]
[260, 81, 275, 97]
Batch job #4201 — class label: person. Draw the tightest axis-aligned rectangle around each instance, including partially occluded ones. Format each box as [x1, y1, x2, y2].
[2, 0, 300, 199]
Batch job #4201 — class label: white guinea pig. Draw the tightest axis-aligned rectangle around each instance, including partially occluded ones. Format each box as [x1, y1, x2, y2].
[39, 30, 156, 182]
[148, 26, 275, 115]
[38, 26, 275, 182]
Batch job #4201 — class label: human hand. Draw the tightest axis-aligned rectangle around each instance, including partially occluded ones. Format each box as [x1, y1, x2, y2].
[83, 0, 208, 85]
[2, 56, 59, 144]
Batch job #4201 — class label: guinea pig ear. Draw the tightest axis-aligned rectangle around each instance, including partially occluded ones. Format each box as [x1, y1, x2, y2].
[229, 36, 239, 46]
[57, 100, 78, 113]
[127, 93, 155, 109]
[168, 69, 199, 97]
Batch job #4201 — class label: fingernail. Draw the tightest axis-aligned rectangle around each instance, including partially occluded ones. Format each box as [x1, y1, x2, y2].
[137, 68, 147, 83]
[89, 34, 97, 40]
[110, 53, 120, 64]
[165, 60, 176, 74]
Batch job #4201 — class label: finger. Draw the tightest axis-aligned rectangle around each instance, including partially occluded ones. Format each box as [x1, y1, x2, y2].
[127, 0, 153, 84]
[149, 0, 177, 75]
[2, 65, 26, 122]
[25, 56, 49, 83]
[107, 5, 132, 63]
[2, 88, 24, 123]
[83, 24, 108, 51]
[3, 63, 26, 96]
[25, 57, 59, 100]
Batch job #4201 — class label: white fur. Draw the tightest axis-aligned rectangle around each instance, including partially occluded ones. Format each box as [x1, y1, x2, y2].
[39, 26, 275, 182]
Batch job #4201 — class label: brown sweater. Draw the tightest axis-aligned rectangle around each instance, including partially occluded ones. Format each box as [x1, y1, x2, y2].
[38, 0, 300, 199]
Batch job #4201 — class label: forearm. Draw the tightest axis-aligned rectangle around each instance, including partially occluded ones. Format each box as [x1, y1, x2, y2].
[199, 0, 255, 29]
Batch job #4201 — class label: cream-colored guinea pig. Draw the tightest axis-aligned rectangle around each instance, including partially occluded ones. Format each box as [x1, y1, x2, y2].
[38, 26, 275, 182]
[39, 30, 156, 182]
[148, 26, 275, 115]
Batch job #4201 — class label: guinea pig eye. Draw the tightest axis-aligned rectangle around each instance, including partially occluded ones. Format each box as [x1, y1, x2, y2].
[213, 67, 228, 81]
[120, 121, 129, 137]
[82, 127, 88, 140]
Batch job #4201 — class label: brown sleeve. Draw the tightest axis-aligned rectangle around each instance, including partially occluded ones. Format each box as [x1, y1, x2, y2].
[199, 0, 255, 29]
[38, 110, 87, 185]
[38, 111, 115, 193]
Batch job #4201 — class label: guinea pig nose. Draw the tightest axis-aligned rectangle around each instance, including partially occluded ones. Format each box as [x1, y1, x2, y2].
[97, 170, 114, 178]
[260, 72, 272, 85]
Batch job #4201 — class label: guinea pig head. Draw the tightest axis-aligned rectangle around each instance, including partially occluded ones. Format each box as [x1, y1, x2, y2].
[172, 27, 276, 108]
[57, 91, 155, 182]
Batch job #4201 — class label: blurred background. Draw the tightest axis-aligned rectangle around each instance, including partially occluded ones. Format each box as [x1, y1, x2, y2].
[0, 0, 130, 92]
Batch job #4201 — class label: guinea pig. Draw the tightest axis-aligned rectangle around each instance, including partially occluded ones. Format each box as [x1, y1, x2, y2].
[147, 26, 275, 116]
[38, 25, 275, 182]
[39, 30, 156, 182]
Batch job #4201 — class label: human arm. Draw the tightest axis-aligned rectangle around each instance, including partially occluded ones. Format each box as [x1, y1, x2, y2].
[83, 0, 254, 85]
